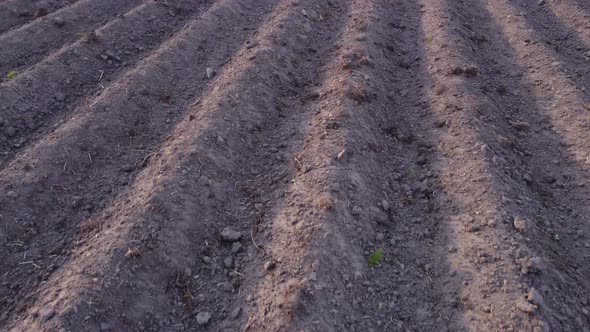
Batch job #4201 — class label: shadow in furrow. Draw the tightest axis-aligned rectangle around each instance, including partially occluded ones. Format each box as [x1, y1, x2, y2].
[240, 0, 466, 330]
[0, 0, 279, 329]
[0, 0, 143, 80]
[0, 0, 80, 35]
[6, 0, 348, 330]
[0, 0, 215, 169]
[430, 0, 590, 329]
[508, 0, 590, 98]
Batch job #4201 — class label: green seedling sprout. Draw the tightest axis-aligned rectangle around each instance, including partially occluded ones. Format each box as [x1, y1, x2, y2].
[368, 248, 384, 267]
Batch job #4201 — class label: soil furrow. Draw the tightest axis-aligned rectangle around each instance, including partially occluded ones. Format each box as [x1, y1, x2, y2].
[0, 0, 588, 330]
[0, 0, 79, 35]
[0, 0, 279, 329]
[0, 0, 214, 168]
[6, 0, 350, 330]
[509, 0, 590, 96]
[241, 0, 465, 330]
[418, 0, 546, 330]
[418, 0, 590, 330]
[0, 0, 143, 82]
[477, 0, 590, 328]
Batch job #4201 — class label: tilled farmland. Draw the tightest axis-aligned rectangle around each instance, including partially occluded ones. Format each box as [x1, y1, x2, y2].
[0, 0, 589, 331]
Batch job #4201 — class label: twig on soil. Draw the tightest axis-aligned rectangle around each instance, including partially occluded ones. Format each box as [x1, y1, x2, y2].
[19, 261, 41, 269]
[83, 297, 95, 307]
[230, 269, 244, 276]
[190, 98, 201, 107]
[97, 70, 104, 82]
[250, 226, 263, 252]
[134, 151, 156, 169]
[293, 157, 303, 171]
[198, 158, 204, 178]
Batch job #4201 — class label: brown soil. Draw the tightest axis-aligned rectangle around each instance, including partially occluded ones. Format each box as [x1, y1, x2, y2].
[0, 0, 589, 331]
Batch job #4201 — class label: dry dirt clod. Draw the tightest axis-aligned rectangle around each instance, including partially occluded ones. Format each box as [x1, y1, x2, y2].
[206, 67, 216, 79]
[99, 322, 112, 331]
[516, 299, 537, 313]
[513, 216, 528, 233]
[38, 307, 55, 322]
[231, 242, 243, 254]
[263, 260, 276, 272]
[4, 126, 16, 137]
[35, 8, 49, 18]
[230, 307, 242, 320]
[224, 257, 233, 269]
[196, 311, 211, 325]
[220, 227, 242, 242]
[527, 287, 544, 306]
[52, 17, 65, 27]
[351, 206, 362, 216]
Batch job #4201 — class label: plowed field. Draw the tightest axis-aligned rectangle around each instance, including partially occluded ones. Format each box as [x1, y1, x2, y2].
[1, 0, 590, 331]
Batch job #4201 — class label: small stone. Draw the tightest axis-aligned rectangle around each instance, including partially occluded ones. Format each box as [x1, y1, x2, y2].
[351, 206, 362, 216]
[516, 299, 537, 313]
[513, 216, 528, 233]
[381, 200, 390, 211]
[202, 256, 212, 264]
[220, 227, 242, 242]
[376, 233, 385, 241]
[196, 311, 211, 325]
[6, 191, 17, 198]
[527, 287, 543, 306]
[53, 17, 66, 27]
[184, 267, 192, 277]
[205, 67, 215, 79]
[39, 307, 55, 322]
[100, 323, 112, 331]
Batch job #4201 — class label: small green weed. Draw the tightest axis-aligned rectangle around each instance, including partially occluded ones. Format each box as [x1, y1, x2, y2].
[368, 248, 384, 267]
[6, 70, 17, 79]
